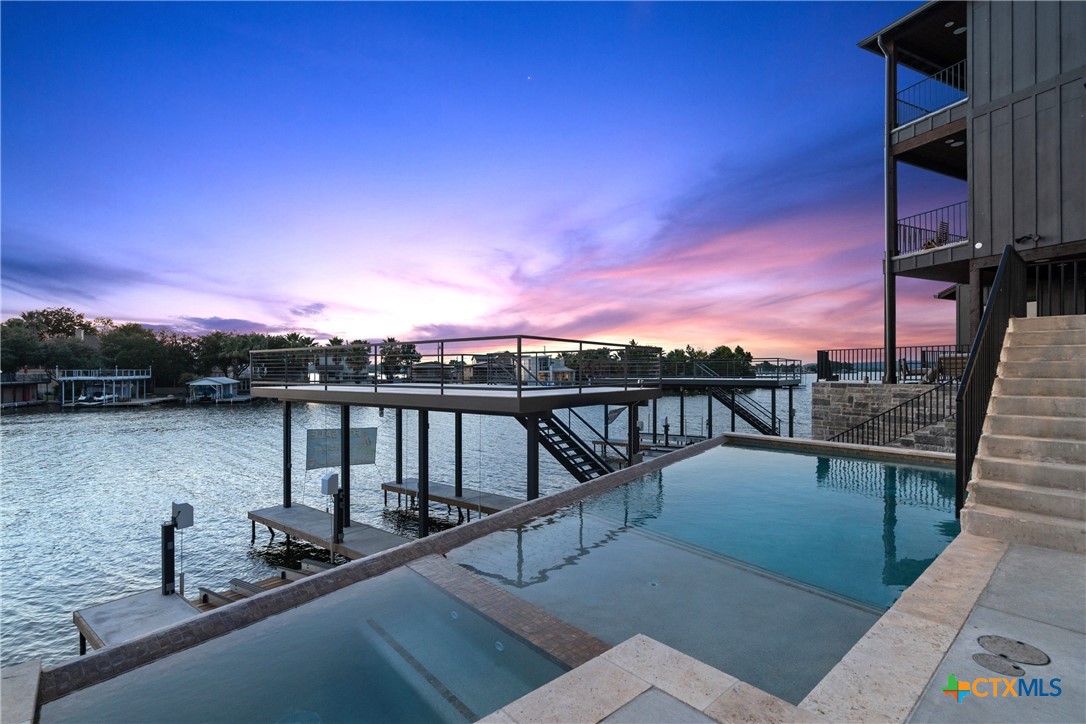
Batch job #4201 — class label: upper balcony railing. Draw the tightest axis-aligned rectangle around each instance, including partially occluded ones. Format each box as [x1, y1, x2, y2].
[250, 335, 662, 397]
[896, 201, 968, 256]
[660, 358, 803, 383]
[896, 60, 967, 127]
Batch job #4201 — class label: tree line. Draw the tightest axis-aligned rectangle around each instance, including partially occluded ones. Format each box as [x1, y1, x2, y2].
[1, 307, 760, 387]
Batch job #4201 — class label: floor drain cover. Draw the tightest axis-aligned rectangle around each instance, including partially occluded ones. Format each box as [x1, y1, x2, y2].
[978, 635, 1050, 665]
[973, 653, 1026, 677]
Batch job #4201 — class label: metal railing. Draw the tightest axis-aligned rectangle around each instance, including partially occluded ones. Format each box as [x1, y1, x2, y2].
[1032, 257, 1086, 316]
[830, 379, 957, 446]
[660, 358, 802, 382]
[956, 246, 1027, 516]
[0, 372, 52, 384]
[816, 345, 968, 382]
[54, 368, 153, 379]
[250, 335, 662, 397]
[896, 201, 968, 256]
[896, 60, 967, 126]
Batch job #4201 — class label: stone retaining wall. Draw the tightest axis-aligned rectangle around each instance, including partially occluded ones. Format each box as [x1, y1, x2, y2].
[811, 381, 956, 454]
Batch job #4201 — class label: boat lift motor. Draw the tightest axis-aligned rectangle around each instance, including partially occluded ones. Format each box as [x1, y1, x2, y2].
[162, 501, 194, 595]
[322, 472, 345, 547]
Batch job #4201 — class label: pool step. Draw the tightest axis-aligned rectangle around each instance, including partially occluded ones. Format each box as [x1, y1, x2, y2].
[962, 315, 1086, 554]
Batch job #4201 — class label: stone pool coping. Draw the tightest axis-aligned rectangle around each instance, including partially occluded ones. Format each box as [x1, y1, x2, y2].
[35, 433, 958, 710]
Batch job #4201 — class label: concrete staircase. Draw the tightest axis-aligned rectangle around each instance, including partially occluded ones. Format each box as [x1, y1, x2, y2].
[961, 314, 1086, 554]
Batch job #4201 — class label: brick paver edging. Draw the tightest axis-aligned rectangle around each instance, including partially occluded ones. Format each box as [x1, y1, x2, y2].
[38, 435, 726, 705]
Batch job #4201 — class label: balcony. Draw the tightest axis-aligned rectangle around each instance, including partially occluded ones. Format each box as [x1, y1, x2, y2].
[895, 60, 967, 127]
[896, 201, 968, 257]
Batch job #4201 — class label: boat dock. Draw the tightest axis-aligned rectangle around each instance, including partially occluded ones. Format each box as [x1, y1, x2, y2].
[248, 503, 406, 560]
[382, 477, 522, 520]
[73, 590, 201, 655]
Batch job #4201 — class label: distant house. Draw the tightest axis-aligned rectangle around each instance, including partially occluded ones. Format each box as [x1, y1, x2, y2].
[187, 376, 246, 403]
[0, 369, 52, 407]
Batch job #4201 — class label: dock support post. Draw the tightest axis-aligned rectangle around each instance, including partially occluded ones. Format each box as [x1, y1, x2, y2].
[79, 633, 86, 656]
[788, 387, 794, 437]
[418, 410, 429, 537]
[283, 401, 292, 508]
[454, 412, 463, 497]
[161, 522, 175, 595]
[603, 405, 609, 444]
[340, 404, 351, 526]
[652, 398, 658, 444]
[731, 389, 736, 432]
[706, 392, 713, 437]
[771, 389, 777, 436]
[679, 392, 685, 436]
[395, 409, 403, 485]
[627, 403, 638, 460]
[527, 414, 539, 500]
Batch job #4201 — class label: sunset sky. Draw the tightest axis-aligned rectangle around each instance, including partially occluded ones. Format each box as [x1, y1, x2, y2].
[1, 1, 965, 360]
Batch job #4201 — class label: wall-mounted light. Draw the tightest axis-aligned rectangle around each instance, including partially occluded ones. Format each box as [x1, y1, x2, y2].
[974, 242, 983, 249]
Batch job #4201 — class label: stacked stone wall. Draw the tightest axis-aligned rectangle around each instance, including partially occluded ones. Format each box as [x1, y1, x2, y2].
[811, 381, 956, 453]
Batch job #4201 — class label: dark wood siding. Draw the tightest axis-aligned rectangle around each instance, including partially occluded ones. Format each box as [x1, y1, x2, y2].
[972, 1, 991, 106]
[1036, 1, 1061, 80]
[1062, 1, 1086, 72]
[1061, 79, 1086, 244]
[1036, 88, 1062, 244]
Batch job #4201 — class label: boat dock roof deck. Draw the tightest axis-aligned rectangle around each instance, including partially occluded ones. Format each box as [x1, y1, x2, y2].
[251, 382, 659, 414]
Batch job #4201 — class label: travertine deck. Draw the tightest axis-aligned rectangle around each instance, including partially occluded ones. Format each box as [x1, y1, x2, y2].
[248, 503, 406, 559]
[383, 478, 522, 517]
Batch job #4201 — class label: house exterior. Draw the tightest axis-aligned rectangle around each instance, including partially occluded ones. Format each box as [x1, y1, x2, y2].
[859, 0, 1085, 378]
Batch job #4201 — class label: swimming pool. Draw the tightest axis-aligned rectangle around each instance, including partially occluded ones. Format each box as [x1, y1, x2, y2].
[449, 443, 959, 703]
[40, 567, 566, 723]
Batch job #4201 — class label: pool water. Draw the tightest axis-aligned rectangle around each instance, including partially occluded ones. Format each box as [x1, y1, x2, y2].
[450, 444, 959, 703]
[40, 567, 566, 723]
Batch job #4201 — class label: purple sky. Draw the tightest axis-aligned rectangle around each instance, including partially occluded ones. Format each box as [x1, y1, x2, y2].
[1, 1, 963, 359]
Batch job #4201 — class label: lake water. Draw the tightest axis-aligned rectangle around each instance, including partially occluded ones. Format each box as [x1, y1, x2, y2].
[0, 377, 813, 668]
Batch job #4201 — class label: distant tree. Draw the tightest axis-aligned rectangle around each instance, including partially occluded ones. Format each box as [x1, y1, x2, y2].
[346, 340, 372, 379]
[380, 337, 420, 379]
[99, 323, 162, 372]
[283, 332, 316, 348]
[327, 336, 345, 347]
[156, 330, 198, 386]
[19, 307, 96, 339]
[0, 318, 44, 370]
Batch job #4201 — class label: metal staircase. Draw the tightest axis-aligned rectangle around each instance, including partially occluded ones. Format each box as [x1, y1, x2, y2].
[708, 386, 780, 436]
[518, 413, 613, 482]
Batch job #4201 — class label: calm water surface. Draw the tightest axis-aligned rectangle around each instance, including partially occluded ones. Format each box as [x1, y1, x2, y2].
[0, 379, 812, 667]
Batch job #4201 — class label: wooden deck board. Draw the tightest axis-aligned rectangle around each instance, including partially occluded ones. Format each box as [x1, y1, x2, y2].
[248, 503, 407, 560]
[381, 478, 522, 516]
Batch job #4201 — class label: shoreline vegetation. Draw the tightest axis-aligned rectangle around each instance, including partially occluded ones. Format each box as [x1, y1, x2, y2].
[2, 306, 762, 390]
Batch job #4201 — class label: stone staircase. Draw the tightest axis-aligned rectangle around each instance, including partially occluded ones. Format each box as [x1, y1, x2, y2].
[961, 314, 1086, 554]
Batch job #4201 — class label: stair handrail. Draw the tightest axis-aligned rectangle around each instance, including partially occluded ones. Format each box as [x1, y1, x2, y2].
[711, 386, 780, 435]
[830, 379, 957, 446]
[563, 408, 626, 466]
[955, 246, 1027, 516]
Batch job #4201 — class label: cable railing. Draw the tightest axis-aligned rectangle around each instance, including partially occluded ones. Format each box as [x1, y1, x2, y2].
[830, 379, 957, 446]
[896, 201, 968, 256]
[896, 60, 967, 126]
[956, 246, 1027, 516]
[54, 368, 153, 378]
[816, 345, 968, 382]
[250, 335, 662, 397]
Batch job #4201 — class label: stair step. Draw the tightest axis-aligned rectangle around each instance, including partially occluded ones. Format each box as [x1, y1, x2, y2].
[979, 434, 1086, 465]
[999, 359, 1086, 379]
[975, 456, 1086, 492]
[1002, 344, 1086, 362]
[1005, 329, 1086, 347]
[967, 478, 1086, 520]
[960, 502, 1085, 554]
[990, 395, 1086, 417]
[994, 377, 1086, 398]
[985, 413, 1086, 440]
[1010, 314, 1086, 332]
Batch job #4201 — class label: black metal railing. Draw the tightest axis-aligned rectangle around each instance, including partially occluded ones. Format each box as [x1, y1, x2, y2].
[1032, 257, 1086, 316]
[830, 379, 957, 446]
[896, 60, 967, 126]
[956, 246, 1027, 516]
[896, 201, 968, 256]
[816, 345, 968, 382]
[250, 335, 662, 396]
[0, 372, 52, 384]
[659, 358, 802, 382]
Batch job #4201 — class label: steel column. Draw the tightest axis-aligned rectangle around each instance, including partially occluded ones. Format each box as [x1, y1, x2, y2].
[454, 412, 463, 497]
[418, 409, 429, 537]
[527, 414, 540, 500]
[340, 404, 351, 526]
[679, 392, 685, 436]
[706, 392, 713, 436]
[395, 408, 403, 485]
[282, 401, 292, 508]
[627, 403, 638, 457]
[881, 36, 898, 383]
